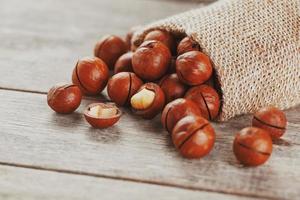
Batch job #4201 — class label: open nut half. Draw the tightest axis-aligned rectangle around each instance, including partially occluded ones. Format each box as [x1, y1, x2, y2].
[84, 103, 122, 128]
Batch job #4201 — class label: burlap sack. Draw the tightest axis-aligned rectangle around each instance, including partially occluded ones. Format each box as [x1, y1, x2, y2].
[132, 0, 300, 121]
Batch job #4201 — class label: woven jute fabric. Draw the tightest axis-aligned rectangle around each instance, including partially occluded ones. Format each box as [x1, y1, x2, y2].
[133, 0, 300, 121]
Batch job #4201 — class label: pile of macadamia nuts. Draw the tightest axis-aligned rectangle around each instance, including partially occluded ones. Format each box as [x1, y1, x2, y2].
[47, 29, 288, 166]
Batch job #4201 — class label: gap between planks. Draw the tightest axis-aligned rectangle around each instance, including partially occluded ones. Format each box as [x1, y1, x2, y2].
[0, 87, 101, 101]
[0, 87, 47, 95]
[1, 86, 299, 140]
[0, 161, 275, 200]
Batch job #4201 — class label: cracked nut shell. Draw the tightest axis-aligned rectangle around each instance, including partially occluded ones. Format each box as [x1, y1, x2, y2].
[107, 72, 143, 106]
[252, 106, 287, 139]
[47, 83, 82, 114]
[161, 98, 202, 133]
[84, 103, 121, 128]
[172, 115, 215, 158]
[131, 82, 165, 119]
[233, 127, 273, 166]
[72, 57, 109, 95]
[185, 84, 220, 120]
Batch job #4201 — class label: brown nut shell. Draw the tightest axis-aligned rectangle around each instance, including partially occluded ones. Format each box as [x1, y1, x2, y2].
[114, 52, 133, 74]
[159, 73, 187, 103]
[233, 127, 273, 166]
[185, 85, 220, 120]
[132, 40, 171, 81]
[131, 83, 165, 119]
[107, 72, 143, 106]
[161, 98, 202, 133]
[144, 30, 176, 54]
[172, 115, 215, 159]
[72, 57, 109, 95]
[252, 106, 287, 139]
[126, 26, 142, 51]
[84, 103, 121, 128]
[167, 57, 177, 74]
[176, 51, 212, 86]
[47, 83, 82, 114]
[94, 35, 127, 70]
[177, 37, 200, 55]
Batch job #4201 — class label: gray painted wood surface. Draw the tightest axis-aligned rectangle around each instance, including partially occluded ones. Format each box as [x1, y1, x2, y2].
[0, 165, 255, 200]
[0, 0, 299, 199]
[0, 0, 200, 93]
[0, 90, 299, 200]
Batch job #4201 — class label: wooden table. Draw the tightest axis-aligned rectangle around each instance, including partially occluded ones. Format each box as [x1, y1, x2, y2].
[0, 0, 299, 199]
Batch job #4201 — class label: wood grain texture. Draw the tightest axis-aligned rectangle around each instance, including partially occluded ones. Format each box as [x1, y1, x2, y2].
[0, 89, 299, 200]
[0, 165, 256, 200]
[0, 0, 201, 93]
[0, 0, 299, 199]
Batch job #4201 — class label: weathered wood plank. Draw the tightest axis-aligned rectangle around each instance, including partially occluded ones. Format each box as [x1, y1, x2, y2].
[0, 164, 255, 200]
[0, 89, 299, 200]
[0, 0, 201, 93]
[1, 0, 299, 199]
